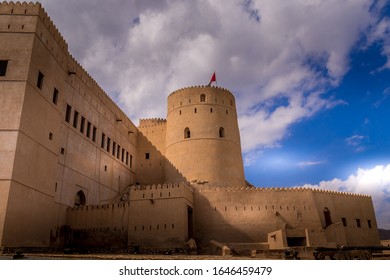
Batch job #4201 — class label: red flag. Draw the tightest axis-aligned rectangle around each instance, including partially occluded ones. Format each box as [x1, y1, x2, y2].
[208, 72, 216, 86]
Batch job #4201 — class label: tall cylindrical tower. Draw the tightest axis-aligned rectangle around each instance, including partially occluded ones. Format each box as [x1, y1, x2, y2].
[165, 86, 245, 187]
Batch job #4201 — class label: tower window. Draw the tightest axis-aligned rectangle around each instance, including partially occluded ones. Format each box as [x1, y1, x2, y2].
[356, 219, 361, 228]
[0, 60, 8, 76]
[200, 94, 206, 102]
[145, 153, 150, 159]
[342, 217, 347, 227]
[37, 71, 44, 89]
[367, 220, 372, 229]
[219, 127, 225, 138]
[113, 142, 116, 156]
[210, 108, 213, 113]
[184, 127, 191, 139]
[194, 108, 197, 113]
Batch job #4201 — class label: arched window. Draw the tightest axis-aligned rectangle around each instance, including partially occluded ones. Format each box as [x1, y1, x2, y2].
[219, 127, 225, 138]
[323, 207, 332, 227]
[75, 190, 86, 206]
[184, 127, 191, 139]
[200, 94, 206, 102]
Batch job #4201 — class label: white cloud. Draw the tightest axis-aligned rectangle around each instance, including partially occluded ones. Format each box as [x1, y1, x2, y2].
[297, 160, 326, 167]
[40, 0, 387, 153]
[300, 164, 390, 229]
[345, 135, 369, 152]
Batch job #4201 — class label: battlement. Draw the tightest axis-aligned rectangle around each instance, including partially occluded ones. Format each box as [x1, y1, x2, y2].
[196, 186, 371, 198]
[139, 118, 167, 128]
[0, 1, 40, 15]
[128, 183, 193, 202]
[0, 2, 135, 130]
[0, 2, 69, 54]
[168, 85, 233, 98]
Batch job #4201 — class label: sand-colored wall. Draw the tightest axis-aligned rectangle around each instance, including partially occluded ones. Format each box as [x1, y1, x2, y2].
[193, 187, 380, 247]
[165, 86, 245, 186]
[128, 184, 194, 249]
[0, 2, 138, 248]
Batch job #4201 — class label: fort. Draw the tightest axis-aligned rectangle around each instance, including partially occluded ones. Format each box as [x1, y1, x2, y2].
[0, 2, 381, 257]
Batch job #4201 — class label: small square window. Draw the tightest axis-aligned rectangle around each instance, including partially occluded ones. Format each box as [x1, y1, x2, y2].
[356, 219, 361, 228]
[145, 153, 150, 160]
[0, 60, 9, 76]
[60, 147, 65, 154]
[37, 71, 44, 89]
[367, 220, 372, 229]
[49, 132, 53, 140]
[342, 218, 347, 227]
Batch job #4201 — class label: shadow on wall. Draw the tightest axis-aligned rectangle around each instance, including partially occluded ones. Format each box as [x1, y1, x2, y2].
[137, 132, 187, 185]
[193, 190, 253, 249]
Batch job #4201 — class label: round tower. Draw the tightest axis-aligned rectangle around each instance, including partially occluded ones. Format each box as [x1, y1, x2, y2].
[165, 85, 245, 187]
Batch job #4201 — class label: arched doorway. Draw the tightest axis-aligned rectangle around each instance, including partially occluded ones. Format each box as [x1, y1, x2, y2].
[74, 190, 86, 206]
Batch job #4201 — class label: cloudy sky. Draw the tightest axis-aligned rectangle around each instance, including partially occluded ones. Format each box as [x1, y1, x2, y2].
[40, 0, 390, 229]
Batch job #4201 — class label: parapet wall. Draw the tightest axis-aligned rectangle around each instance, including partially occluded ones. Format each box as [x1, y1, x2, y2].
[197, 186, 372, 198]
[0, 2, 136, 133]
[168, 85, 234, 98]
[139, 118, 167, 128]
[193, 186, 378, 246]
[0, 2, 68, 54]
[66, 202, 129, 230]
[129, 183, 193, 203]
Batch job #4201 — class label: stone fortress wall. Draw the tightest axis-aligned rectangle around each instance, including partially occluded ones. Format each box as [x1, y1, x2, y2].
[0, 1, 137, 248]
[194, 186, 379, 247]
[65, 183, 194, 249]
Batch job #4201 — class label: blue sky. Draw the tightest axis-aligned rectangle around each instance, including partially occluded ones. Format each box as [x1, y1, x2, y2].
[246, 41, 390, 187]
[40, 0, 390, 228]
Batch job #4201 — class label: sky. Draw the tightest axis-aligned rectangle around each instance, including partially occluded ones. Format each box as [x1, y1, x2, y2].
[39, 0, 390, 229]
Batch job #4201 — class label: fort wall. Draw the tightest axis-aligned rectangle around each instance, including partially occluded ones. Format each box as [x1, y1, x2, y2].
[193, 186, 379, 247]
[66, 202, 129, 248]
[0, 1, 139, 248]
[128, 183, 194, 249]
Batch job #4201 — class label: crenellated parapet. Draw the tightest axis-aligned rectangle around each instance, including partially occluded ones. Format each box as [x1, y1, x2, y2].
[139, 118, 167, 128]
[195, 185, 372, 198]
[0, 2, 68, 54]
[128, 183, 193, 203]
[168, 85, 233, 98]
